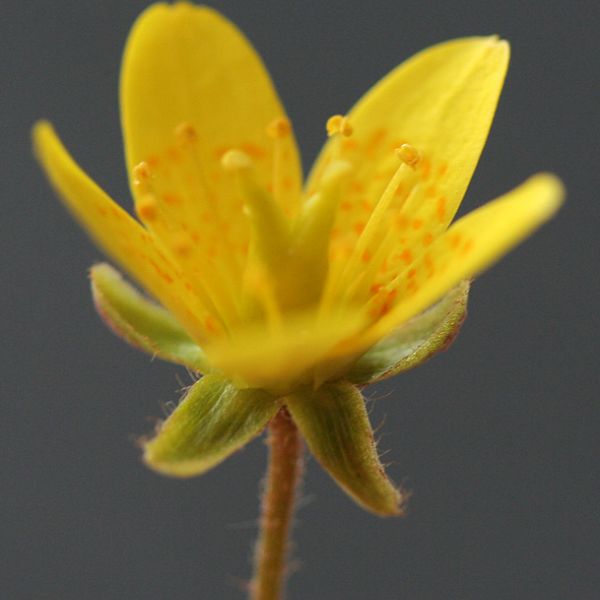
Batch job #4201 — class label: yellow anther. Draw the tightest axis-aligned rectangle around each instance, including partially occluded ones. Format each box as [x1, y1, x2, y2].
[395, 144, 421, 168]
[221, 149, 253, 172]
[266, 116, 291, 139]
[132, 161, 152, 189]
[174, 121, 198, 144]
[135, 194, 159, 222]
[326, 114, 353, 137]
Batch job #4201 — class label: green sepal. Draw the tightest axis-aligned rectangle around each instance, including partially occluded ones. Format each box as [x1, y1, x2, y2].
[143, 374, 281, 477]
[90, 263, 209, 372]
[286, 381, 405, 516]
[347, 281, 470, 385]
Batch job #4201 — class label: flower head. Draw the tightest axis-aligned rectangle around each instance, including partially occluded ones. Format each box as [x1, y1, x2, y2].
[34, 3, 563, 515]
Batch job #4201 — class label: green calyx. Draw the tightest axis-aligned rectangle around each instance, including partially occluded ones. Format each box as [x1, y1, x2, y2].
[91, 263, 469, 516]
[143, 374, 281, 477]
[286, 381, 406, 516]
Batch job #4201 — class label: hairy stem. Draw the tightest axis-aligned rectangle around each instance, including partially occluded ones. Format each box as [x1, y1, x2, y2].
[250, 407, 303, 600]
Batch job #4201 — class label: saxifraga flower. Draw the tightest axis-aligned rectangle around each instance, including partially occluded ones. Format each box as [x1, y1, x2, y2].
[34, 3, 563, 515]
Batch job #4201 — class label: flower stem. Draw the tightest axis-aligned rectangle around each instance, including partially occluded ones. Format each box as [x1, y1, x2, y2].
[250, 407, 303, 600]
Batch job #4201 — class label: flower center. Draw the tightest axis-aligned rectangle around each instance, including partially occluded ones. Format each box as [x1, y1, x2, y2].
[128, 114, 442, 344]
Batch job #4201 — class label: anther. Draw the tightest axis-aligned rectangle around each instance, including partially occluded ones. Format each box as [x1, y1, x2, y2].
[326, 114, 353, 138]
[221, 149, 253, 172]
[132, 161, 152, 189]
[395, 143, 421, 168]
[135, 194, 159, 222]
[174, 121, 198, 144]
[266, 116, 291, 139]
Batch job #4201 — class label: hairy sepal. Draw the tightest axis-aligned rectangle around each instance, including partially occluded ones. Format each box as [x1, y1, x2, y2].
[286, 382, 405, 516]
[144, 374, 281, 477]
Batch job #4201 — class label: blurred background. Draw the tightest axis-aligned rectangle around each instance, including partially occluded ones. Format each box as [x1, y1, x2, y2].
[3, 0, 599, 598]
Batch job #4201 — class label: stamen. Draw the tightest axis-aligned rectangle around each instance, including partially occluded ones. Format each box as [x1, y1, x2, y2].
[325, 147, 418, 307]
[132, 161, 152, 192]
[395, 143, 420, 168]
[266, 116, 291, 139]
[266, 116, 296, 213]
[289, 160, 352, 308]
[244, 265, 283, 334]
[221, 148, 290, 279]
[221, 149, 253, 172]
[326, 114, 353, 138]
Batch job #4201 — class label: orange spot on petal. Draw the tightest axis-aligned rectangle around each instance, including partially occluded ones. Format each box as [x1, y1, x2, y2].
[425, 185, 437, 198]
[241, 143, 267, 160]
[450, 233, 462, 249]
[162, 192, 181, 206]
[436, 196, 447, 223]
[146, 155, 160, 168]
[354, 221, 366, 235]
[400, 249, 413, 264]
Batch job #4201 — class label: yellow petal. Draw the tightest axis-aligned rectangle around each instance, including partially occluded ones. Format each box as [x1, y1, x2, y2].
[362, 173, 565, 347]
[32, 121, 209, 343]
[308, 36, 509, 234]
[120, 2, 302, 217]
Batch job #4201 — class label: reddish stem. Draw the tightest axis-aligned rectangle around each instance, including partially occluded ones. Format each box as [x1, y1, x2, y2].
[250, 407, 303, 600]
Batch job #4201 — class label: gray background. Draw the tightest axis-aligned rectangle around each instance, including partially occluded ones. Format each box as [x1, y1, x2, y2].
[3, 0, 599, 598]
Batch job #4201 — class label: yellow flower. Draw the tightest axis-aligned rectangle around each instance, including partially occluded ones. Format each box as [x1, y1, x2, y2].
[33, 3, 563, 515]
